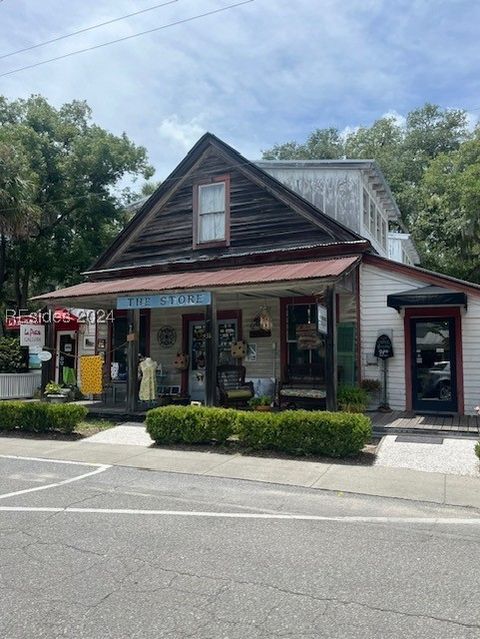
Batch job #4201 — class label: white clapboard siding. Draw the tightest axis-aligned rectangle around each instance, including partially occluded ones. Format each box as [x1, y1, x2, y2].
[149, 298, 281, 386]
[360, 263, 424, 410]
[461, 296, 480, 414]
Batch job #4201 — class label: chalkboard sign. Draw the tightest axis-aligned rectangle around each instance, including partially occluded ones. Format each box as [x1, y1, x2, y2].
[374, 334, 394, 359]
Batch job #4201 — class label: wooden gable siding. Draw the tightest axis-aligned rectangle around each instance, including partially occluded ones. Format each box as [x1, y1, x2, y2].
[109, 150, 345, 270]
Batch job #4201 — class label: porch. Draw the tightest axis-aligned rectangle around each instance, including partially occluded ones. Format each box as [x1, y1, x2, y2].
[371, 411, 480, 437]
[33, 257, 360, 414]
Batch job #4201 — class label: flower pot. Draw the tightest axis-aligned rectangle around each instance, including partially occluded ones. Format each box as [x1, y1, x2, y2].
[47, 394, 67, 404]
[366, 390, 381, 411]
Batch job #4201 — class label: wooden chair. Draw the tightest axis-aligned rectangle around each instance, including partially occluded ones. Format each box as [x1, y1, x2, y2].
[278, 364, 326, 410]
[217, 365, 254, 407]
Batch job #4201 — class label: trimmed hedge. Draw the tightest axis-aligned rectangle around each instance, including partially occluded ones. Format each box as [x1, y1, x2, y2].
[146, 405, 237, 444]
[0, 401, 88, 434]
[146, 406, 372, 457]
[475, 441, 480, 460]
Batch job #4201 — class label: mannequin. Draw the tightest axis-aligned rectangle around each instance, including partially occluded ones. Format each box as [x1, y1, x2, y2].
[139, 356, 158, 403]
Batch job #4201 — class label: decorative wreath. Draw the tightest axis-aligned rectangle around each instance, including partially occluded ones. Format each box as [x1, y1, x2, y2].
[157, 325, 177, 347]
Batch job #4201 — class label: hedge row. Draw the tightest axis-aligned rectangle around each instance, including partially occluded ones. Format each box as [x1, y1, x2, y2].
[146, 406, 372, 457]
[0, 401, 88, 434]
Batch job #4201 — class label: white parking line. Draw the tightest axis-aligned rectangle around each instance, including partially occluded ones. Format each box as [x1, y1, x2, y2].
[0, 506, 480, 526]
[0, 455, 111, 500]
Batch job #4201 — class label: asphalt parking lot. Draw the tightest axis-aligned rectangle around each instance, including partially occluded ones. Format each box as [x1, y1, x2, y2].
[1, 454, 480, 638]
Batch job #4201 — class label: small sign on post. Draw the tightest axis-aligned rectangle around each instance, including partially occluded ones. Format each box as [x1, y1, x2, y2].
[374, 334, 394, 411]
[20, 324, 45, 349]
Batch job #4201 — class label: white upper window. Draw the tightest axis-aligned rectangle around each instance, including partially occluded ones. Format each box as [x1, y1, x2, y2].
[196, 181, 227, 244]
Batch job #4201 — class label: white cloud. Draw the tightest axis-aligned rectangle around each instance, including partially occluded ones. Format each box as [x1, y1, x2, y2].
[157, 115, 206, 151]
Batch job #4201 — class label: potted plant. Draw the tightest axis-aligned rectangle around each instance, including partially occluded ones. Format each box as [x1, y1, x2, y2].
[45, 381, 68, 404]
[248, 395, 272, 412]
[360, 379, 382, 411]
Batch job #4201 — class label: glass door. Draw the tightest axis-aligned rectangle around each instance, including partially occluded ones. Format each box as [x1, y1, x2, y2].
[411, 318, 457, 412]
[188, 319, 238, 402]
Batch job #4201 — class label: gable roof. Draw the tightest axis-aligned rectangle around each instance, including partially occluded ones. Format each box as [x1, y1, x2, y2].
[89, 133, 367, 276]
[364, 254, 480, 298]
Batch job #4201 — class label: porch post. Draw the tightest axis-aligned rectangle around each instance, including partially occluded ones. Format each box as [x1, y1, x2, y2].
[126, 308, 140, 413]
[325, 285, 338, 411]
[41, 306, 55, 397]
[204, 292, 217, 407]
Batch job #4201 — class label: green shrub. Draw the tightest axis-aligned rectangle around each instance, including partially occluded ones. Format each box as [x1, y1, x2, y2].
[235, 411, 279, 449]
[475, 441, 480, 460]
[275, 410, 372, 457]
[0, 401, 24, 431]
[0, 338, 26, 373]
[0, 401, 87, 433]
[337, 385, 369, 412]
[146, 406, 237, 445]
[49, 404, 88, 433]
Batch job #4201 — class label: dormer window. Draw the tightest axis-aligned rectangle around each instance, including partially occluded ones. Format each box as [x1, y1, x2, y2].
[193, 175, 230, 248]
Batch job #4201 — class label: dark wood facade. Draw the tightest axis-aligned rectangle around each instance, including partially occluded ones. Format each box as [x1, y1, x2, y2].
[90, 133, 367, 278]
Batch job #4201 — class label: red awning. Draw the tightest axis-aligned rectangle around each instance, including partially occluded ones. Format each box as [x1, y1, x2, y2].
[5, 308, 79, 331]
[32, 257, 359, 301]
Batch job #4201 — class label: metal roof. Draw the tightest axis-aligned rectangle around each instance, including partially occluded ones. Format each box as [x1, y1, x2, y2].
[33, 256, 359, 302]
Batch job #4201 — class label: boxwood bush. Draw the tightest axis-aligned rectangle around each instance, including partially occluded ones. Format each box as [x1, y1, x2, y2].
[146, 405, 372, 457]
[146, 405, 237, 444]
[0, 401, 87, 434]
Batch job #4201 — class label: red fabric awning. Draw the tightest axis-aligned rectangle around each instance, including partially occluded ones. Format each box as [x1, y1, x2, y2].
[5, 308, 79, 331]
[33, 257, 359, 301]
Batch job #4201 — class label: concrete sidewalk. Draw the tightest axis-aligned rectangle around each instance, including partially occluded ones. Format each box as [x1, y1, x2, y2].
[1, 434, 480, 510]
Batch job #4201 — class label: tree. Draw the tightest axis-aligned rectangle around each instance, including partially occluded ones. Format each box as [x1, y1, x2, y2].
[0, 95, 154, 307]
[262, 103, 474, 277]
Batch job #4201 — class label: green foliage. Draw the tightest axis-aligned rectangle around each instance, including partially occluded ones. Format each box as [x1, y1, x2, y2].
[146, 406, 237, 444]
[146, 406, 372, 458]
[45, 381, 62, 395]
[360, 379, 382, 393]
[235, 411, 278, 449]
[262, 103, 476, 280]
[0, 401, 87, 433]
[274, 411, 372, 457]
[248, 395, 271, 408]
[475, 441, 480, 460]
[337, 386, 369, 412]
[0, 94, 154, 307]
[0, 337, 25, 373]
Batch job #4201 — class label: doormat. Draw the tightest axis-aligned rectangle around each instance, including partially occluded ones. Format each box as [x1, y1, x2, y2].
[395, 435, 444, 445]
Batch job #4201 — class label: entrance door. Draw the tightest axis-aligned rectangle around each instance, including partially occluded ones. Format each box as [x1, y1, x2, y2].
[187, 319, 238, 401]
[56, 332, 77, 384]
[411, 318, 457, 412]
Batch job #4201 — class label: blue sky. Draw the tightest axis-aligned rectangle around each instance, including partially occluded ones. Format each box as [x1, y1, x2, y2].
[1, 0, 479, 183]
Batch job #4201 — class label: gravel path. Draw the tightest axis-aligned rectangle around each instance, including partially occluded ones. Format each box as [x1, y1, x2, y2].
[376, 435, 480, 477]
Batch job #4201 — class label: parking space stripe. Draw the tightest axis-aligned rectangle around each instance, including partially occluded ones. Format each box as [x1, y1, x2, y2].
[0, 454, 108, 467]
[0, 506, 480, 525]
[0, 462, 110, 500]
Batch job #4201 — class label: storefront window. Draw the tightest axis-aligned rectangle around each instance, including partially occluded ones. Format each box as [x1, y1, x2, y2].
[111, 314, 148, 379]
[286, 303, 325, 377]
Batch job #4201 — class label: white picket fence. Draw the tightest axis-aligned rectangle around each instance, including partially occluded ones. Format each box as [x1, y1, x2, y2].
[0, 372, 42, 399]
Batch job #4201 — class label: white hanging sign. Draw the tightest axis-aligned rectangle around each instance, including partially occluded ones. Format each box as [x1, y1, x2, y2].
[317, 304, 328, 335]
[20, 324, 45, 348]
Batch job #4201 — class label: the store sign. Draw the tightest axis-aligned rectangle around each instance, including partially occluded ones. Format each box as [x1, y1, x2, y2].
[317, 304, 328, 335]
[374, 334, 394, 359]
[20, 324, 45, 348]
[117, 291, 212, 310]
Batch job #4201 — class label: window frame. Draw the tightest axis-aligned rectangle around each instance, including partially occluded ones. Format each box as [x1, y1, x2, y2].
[193, 174, 231, 249]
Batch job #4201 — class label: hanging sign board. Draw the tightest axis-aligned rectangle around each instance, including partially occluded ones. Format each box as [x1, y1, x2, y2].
[117, 291, 211, 310]
[374, 334, 394, 359]
[317, 304, 328, 335]
[20, 324, 45, 348]
[297, 324, 321, 350]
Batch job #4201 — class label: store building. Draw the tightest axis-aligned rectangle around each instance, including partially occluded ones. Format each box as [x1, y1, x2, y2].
[33, 133, 480, 415]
